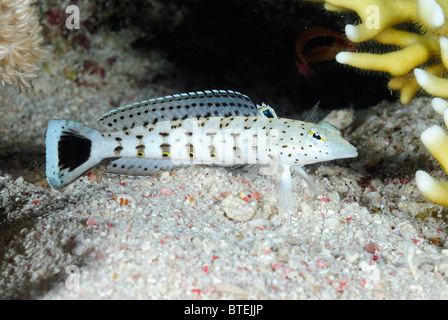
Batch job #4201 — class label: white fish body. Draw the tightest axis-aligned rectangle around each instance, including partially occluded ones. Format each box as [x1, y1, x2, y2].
[46, 90, 357, 218]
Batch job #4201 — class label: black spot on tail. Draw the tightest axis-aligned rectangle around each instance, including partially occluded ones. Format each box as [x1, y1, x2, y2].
[58, 131, 91, 171]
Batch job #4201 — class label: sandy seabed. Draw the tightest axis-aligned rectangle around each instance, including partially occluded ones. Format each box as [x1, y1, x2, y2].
[1, 27, 448, 300]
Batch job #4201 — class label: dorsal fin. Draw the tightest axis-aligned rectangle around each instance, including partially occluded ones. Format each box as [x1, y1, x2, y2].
[98, 90, 261, 131]
[304, 102, 319, 123]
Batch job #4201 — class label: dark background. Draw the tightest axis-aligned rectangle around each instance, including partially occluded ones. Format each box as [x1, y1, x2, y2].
[93, 0, 395, 115]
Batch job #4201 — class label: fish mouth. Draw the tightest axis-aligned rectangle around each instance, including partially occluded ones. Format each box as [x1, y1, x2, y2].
[333, 149, 358, 160]
[344, 151, 358, 158]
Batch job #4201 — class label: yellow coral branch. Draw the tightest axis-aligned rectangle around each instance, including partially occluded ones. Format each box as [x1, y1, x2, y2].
[337, 43, 432, 76]
[418, 0, 448, 35]
[421, 125, 448, 172]
[416, 99, 448, 207]
[415, 171, 448, 207]
[305, 0, 350, 12]
[326, 0, 418, 42]
[432, 97, 448, 115]
[388, 73, 420, 104]
[306, 0, 448, 103]
[374, 28, 439, 50]
[440, 37, 448, 69]
[414, 66, 448, 98]
[324, 4, 348, 12]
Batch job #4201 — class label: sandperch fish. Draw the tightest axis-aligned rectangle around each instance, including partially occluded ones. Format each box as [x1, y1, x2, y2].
[45, 90, 357, 216]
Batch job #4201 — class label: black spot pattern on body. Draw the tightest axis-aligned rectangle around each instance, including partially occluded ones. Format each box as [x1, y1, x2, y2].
[114, 146, 124, 155]
[160, 143, 171, 158]
[208, 145, 217, 158]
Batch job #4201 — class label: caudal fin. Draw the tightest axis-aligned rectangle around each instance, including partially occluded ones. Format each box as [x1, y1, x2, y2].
[45, 120, 103, 188]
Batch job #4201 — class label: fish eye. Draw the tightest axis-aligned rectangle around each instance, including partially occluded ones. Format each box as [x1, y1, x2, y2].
[309, 130, 325, 142]
[308, 128, 326, 146]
